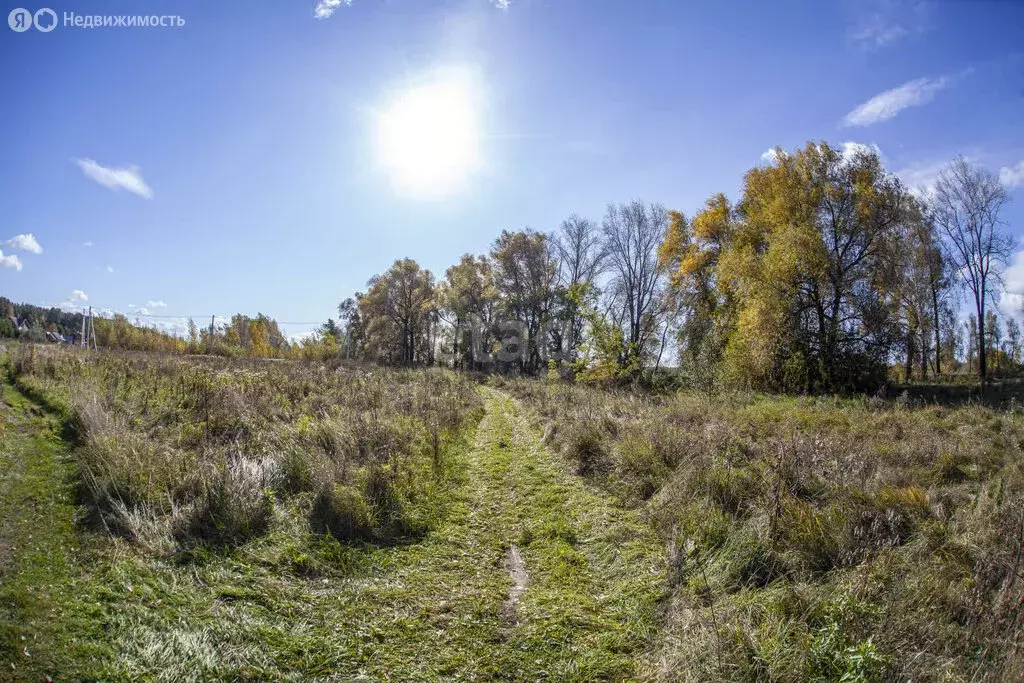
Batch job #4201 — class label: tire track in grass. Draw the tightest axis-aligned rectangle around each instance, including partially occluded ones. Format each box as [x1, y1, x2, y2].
[0, 370, 111, 680]
[0, 372, 667, 681]
[466, 388, 669, 681]
[288, 386, 667, 680]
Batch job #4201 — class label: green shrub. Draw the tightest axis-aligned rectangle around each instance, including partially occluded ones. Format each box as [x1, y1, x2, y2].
[311, 484, 373, 542]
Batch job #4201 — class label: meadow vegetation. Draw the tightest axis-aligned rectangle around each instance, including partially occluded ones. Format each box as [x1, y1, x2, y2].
[2, 341, 1024, 680]
[8, 345, 482, 554]
[500, 376, 1024, 681]
[1, 144, 1019, 680]
[1, 346, 670, 680]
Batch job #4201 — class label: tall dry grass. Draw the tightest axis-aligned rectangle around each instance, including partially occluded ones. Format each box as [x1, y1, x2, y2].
[9, 346, 482, 551]
[503, 377, 1024, 681]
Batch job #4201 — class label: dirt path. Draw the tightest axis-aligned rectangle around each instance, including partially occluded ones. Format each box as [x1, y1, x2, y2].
[0, 376, 667, 680]
[286, 386, 667, 679]
[445, 387, 668, 679]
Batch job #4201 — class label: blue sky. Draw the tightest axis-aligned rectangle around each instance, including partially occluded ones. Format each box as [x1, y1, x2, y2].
[2, 0, 1023, 339]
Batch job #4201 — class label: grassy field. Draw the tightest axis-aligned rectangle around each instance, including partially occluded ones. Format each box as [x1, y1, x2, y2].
[500, 377, 1024, 681]
[1, 345, 1023, 680]
[0, 347, 666, 680]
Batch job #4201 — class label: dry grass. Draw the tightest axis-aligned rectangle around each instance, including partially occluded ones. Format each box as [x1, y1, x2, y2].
[9, 346, 483, 553]
[503, 377, 1024, 681]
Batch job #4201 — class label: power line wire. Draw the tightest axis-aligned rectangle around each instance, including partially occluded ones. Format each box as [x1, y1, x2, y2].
[101, 311, 325, 325]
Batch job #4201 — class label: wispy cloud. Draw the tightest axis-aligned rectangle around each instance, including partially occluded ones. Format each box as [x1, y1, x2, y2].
[4, 233, 43, 254]
[83, 241, 93, 247]
[315, 0, 507, 19]
[1000, 160, 1024, 190]
[895, 158, 952, 197]
[74, 158, 154, 199]
[0, 250, 22, 271]
[848, 0, 931, 50]
[313, 0, 352, 19]
[147, 300, 168, 308]
[852, 22, 908, 48]
[842, 76, 950, 127]
[106, 265, 115, 273]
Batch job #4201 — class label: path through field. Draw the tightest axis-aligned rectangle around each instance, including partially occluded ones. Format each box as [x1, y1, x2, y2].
[0, 376, 667, 680]
[0, 371, 111, 679]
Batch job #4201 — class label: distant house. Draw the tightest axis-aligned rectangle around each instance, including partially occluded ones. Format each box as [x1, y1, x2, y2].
[45, 331, 65, 343]
[7, 315, 28, 331]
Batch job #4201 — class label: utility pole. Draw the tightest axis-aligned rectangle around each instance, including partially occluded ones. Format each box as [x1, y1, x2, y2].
[89, 307, 98, 349]
[209, 315, 215, 354]
[80, 309, 87, 347]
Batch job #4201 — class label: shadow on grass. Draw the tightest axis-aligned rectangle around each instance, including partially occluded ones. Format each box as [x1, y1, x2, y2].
[894, 377, 1024, 408]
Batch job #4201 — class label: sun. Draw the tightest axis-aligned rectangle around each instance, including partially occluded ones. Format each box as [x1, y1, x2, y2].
[375, 78, 481, 197]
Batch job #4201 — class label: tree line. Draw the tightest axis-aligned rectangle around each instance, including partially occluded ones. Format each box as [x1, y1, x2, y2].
[3, 142, 1014, 391]
[328, 142, 1015, 392]
[0, 299, 297, 358]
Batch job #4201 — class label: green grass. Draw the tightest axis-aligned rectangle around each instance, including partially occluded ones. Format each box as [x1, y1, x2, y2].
[0, 369, 113, 679]
[10, 344, 1023, 680]
[501, 377, 1024, 681]
[0, 356, 668, 680]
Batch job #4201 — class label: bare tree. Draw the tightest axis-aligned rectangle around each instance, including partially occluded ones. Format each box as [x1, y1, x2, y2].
[932, 157, 1014, 385]
[553, 214, 606, 358]
[1007, 316, 1022, 366]
[897, 201, 952, 379]
[602, 200, 669, 369]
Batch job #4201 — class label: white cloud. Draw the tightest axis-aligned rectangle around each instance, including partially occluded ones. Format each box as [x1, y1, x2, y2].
[147, 300, 167, 308]
[83, 241, 93, 247]
[316, 0, 506, 19]
[0, 250, 23, 271]
[842, 76, 950, 127]
[852, 22, 908, 48]
[288, 330, 320, 344]
[107, 265, 115, 273]
[760, 142, 881, 166]
[4, 233, 43, 254]
[841, 141, 883, 161]
[145, 318, 189, 337]
[895, 159, 949, 198]
[1001, 250, 1024, 317]
[314, 0, 351, 19]
[999, 161, 1024, 190]
[56, 289, 89, 312]
[848, 0, 931, 50]
[74, 158, 154, 199]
